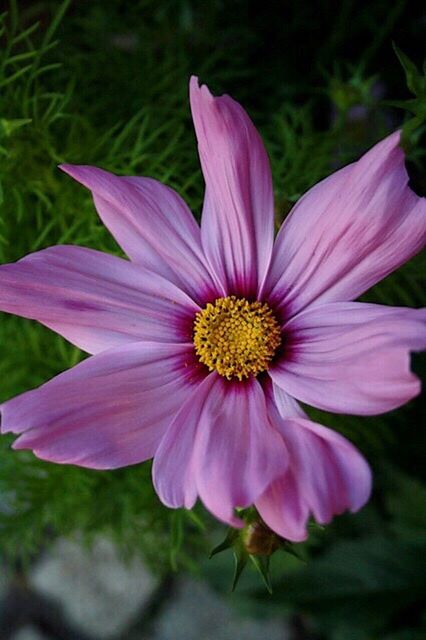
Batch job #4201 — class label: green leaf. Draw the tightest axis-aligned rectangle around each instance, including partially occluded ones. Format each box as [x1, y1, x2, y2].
[250, 535, 426, 638]
[386, 472, 426, 536]
[0, 117, 31, 137]
[393, 43, 425, 96]
[250, 554, 273, 594]
[209, 528, 239, 559]
[169, 510, 184, 571]
[231, 546, 248, 592]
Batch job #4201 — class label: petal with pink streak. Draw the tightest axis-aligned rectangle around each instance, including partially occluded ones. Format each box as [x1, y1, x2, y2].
[190, 76, 274, 298]
[152, 374, 218, 512]
[256, 473, 309, 542]
[0, 245, 198, 354]
[59, 166, 221, 303]
[270, 302, 426, 415]
[256, 385, 372, 542]
[194, 376, 288, 525]
[264, 131, 426, 317]
[153, 374, 288, 526]
[1, 342, 200, 469]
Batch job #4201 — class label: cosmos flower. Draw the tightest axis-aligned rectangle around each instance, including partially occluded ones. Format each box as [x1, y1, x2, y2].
[0, 77, 425, 542]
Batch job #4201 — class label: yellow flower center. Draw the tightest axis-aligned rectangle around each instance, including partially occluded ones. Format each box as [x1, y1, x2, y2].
[193, 296, 281, 381]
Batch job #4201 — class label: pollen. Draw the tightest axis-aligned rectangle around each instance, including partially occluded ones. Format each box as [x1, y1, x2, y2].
[193, 296, 281, 381]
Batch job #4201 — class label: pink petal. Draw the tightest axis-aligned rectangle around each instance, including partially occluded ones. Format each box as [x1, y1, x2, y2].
[59, 166, 221, 303]
[153, 374, 288, 526]
[1, 342, 200, 469]
[263, 131, 426, 316]
[194, 376, 288, 525]
[152, 374, 218, 512]
[0, 245, 198, 354]
[256, 384, 372, 541]
[190, 76, 274, 298]
[257, 473, 309, 542]
[270, 302, 426, 415]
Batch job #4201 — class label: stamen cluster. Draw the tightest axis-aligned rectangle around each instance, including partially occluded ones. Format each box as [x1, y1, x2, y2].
[193, 296, 281, 380]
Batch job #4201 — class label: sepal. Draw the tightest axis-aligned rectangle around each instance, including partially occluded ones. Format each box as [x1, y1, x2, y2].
[209, 509, 303, 593]
[387, 45, 426, 141]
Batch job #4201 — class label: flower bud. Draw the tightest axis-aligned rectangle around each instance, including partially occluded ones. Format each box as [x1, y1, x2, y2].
[242, 520, 280, 556]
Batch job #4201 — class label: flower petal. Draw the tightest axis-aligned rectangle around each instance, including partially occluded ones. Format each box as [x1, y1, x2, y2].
[153, 374, 288, 526]
[1, 342, 200, 469]
[256, 385, 372, 542]
[59, 165, 221, 303]
[190, 76, 274, 297]
[152, 373, 217, 512]
[264, 131, 426, 316]
[194, 375, 288, 525]
[270, 302, 426, 415]
[0, 245, 198, 354]
[257, 473, 309, 542]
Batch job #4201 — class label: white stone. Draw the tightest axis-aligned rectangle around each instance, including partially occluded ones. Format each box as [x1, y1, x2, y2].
[152, 577, 288, 640]
[29, 537, 157, 638]
[12, 628, 46, 640]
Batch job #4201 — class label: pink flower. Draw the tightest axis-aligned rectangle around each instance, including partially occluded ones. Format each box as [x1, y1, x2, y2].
[0, 77, 425, 542]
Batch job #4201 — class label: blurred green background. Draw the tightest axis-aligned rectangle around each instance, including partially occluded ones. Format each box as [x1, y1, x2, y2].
[0, 1, 425, 639]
